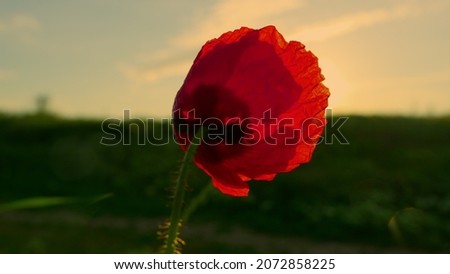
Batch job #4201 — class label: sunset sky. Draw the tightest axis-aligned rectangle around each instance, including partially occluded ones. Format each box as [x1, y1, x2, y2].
[1, 0, 449, 118]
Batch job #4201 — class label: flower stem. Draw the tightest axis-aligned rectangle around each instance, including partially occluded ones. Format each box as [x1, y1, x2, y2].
[182, 183, 213, 224]
[163, 128, 204, 254]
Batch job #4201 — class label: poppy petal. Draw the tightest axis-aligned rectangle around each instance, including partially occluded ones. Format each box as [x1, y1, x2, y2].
[173, 25, 329, 196]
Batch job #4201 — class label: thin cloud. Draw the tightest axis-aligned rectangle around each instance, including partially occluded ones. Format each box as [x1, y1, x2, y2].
[11, 14, 40, 30]
[0, 14, 40, 33]
[120, 0, 304, 85]
[172, 0, 304, 49]
[120, 0, 446, 85]
[0, 14, 41, 44]
[292, 9, 392, 42]
[118, 60, 192, 84]
[290, 1, 446, 42]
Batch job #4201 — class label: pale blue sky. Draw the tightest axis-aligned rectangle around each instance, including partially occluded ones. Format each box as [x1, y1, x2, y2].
[1, 0, 449, 117]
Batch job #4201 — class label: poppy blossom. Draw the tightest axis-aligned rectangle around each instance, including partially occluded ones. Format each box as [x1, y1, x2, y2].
[172, 25, 329, 196]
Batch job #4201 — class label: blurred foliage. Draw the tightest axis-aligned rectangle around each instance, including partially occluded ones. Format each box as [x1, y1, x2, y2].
[0, 112, 449, 253]
[0, 194, 112, 213]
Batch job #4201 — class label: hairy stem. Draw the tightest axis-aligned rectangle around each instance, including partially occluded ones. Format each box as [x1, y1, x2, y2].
[163, 128, 204, 254]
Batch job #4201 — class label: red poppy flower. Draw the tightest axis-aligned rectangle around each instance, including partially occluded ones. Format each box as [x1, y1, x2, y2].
[172, 25, 329, 197]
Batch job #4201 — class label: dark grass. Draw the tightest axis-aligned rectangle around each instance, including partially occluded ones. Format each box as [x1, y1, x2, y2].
[0, 112, 449, 253]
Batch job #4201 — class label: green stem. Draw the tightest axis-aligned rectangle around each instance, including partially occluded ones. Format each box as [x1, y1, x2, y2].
[163, 128, 204, 254]
[182, 183, 213, 224]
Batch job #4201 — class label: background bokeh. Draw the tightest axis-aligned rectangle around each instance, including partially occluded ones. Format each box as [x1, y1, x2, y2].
[0, 113, 449, 253]
[0, 0, 449, 253]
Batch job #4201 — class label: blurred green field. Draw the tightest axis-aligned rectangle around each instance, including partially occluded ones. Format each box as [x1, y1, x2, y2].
[0, 112, 449, 253]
